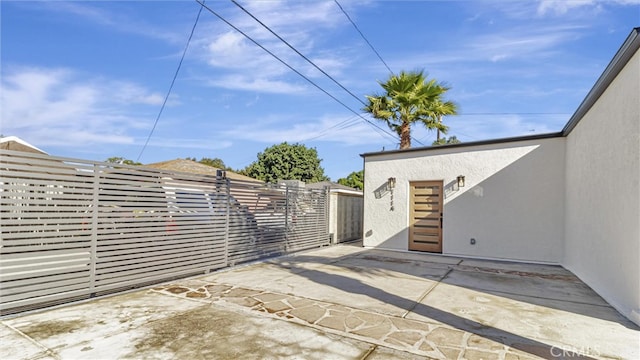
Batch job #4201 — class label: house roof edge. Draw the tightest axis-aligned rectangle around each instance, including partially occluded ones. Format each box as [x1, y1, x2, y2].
[562, 27, 640, 135]
[360, 132, 563, 158]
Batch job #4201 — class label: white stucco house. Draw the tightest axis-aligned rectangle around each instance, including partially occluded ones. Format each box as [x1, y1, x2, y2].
[361, 28, 639, 326]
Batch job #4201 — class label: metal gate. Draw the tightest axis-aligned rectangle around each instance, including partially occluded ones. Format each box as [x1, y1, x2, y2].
[0, 150, 329, 314]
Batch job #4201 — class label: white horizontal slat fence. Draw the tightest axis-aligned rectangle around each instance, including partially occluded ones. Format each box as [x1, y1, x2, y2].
[0, 150, 329, 314]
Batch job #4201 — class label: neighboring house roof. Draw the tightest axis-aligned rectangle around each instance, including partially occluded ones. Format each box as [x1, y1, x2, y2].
[0, 136, 47, 154]
[361, 27, 640, 158]
[144, 159, 261, 182]
[307, 181, 363, 195]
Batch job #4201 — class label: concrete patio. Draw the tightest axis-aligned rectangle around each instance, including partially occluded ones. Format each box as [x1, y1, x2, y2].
[2, 243, 638, 360]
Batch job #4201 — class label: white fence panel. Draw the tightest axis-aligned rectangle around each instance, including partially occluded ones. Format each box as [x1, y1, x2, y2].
[1, 150, 329, 314]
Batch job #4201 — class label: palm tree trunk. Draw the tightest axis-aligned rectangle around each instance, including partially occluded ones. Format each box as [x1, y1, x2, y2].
[400, 121, 411, 149]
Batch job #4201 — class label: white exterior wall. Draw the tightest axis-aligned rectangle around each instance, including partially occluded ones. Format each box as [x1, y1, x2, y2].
[564, 50, 640, 325]
[363, 137, 566, 263]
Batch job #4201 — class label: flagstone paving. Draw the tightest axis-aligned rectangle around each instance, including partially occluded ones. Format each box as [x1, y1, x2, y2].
[151, 282, 539, 359]
[2, 243, 638, 359]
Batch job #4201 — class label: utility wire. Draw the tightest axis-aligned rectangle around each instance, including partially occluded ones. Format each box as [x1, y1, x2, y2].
[136, 1, 204, 162]
[301, 114, 361, 142]
[230, 0, 367, 108]
[227, 0, 424, 147]
[334, 0, 393, 75]
[196, 0, 399, 144]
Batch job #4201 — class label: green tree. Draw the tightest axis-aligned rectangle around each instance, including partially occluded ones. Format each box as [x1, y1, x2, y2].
[106, 157, 141, 166]
[432, 135, 461, 146]
[187, 157, 230, 170]
[337, 170, 364, 190]
[242, 142, 329, 183]
[364, 70, 458, 149]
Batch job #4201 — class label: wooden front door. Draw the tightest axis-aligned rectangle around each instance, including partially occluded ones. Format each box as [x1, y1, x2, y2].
[409, 181, 443, 253]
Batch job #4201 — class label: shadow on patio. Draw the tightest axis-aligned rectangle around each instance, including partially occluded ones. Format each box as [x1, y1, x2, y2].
[2, 243, 638, 360]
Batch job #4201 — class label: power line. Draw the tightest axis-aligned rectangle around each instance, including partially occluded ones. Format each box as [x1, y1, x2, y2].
[136, 1, 204, 162]
[301, 114, 361, 142]
[230, 0, 367, 108]
[334, 0, 393, 75]
[227, 0, 424, 147]
[196, 0, 399, 144]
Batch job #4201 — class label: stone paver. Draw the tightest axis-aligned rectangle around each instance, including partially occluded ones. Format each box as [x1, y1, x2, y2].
[150, 281, 531, 359]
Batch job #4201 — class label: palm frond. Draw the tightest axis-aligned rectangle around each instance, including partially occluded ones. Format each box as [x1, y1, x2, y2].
[363, 69, 458, 148]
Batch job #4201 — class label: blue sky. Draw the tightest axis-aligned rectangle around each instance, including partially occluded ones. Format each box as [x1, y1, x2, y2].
[2, 0, 639, 180]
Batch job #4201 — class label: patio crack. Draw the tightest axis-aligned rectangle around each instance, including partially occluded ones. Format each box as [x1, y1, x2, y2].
[2, 321, 61, 360]
[401, 267, 454, 319]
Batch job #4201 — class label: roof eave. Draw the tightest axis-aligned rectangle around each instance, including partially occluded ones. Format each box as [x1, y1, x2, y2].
[360, 132, 563, 158]
[562, 27, 640, 135]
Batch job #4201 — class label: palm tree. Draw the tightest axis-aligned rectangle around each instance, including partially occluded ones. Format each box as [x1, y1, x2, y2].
[363, 70, 458, 149]
[431, 99, 458, 142]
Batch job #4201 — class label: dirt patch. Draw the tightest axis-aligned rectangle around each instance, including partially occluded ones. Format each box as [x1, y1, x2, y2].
[186, 291, 208, 299]
[22, 319, 87, 340]
[130, 305, 301, 359]
[166, 286, 189, 294]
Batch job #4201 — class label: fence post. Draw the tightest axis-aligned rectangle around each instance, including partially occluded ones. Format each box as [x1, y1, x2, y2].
[324, 186, 330, 245]
[217, 170, 229, 268]
[284, 184, 290, 252]
[89, 164, 100, 294]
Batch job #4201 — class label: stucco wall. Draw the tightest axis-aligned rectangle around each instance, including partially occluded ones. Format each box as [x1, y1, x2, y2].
[564, 50, 640, 325]
[363, 137, 566, 263]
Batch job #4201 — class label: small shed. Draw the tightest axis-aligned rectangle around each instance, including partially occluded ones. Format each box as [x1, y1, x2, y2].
[308, 181, 363, 244]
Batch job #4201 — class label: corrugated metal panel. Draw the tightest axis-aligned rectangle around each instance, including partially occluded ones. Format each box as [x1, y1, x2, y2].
[0, 150, 329, 314]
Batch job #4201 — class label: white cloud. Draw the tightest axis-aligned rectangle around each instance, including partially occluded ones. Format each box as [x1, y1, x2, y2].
[207, 74, 308, 94]
[194, 0, 361, 95]
[469, 26, 584, 62]
[112, 82, 167, 106]
[145, 138, 233, 151]
[441, 114, 567, 142]
[537, 0, 598, 15]
[537, 0, 639, 15]
[205, 32, 265, 68]
[36, 1, 185, 43]
[233, 0, 344, 34]
[222, 114, 395, 146]
[1, 66, 166, 147]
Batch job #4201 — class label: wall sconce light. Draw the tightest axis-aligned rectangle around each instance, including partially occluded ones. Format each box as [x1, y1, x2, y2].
[387, 177, 396, 189]
[457, 175, 465, 188]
